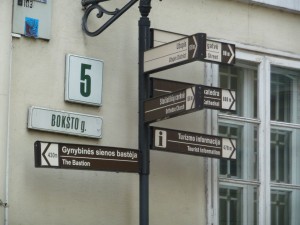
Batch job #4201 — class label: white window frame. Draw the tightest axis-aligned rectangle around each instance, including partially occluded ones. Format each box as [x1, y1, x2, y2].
[239, 0, 300, 13]
[205, 43, 300, 225]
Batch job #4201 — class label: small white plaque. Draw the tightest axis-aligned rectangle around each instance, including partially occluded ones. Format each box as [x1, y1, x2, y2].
[65, 54, 103, 106]
[28, 106, 103, 138]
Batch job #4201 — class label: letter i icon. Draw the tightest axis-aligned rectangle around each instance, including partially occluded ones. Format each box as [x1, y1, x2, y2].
[155, 130, 167, 148]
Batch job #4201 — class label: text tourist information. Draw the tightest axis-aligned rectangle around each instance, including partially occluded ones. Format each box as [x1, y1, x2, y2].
[151, 127, 236, 160]
[35, 141, 140, 173]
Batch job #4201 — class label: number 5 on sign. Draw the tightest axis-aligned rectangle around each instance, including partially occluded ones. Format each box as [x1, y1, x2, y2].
[80, 64, 92, 97]
[65, 54, 103, 106]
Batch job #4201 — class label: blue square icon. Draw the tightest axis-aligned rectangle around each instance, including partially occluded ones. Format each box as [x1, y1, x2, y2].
[24, 17, 39, 38]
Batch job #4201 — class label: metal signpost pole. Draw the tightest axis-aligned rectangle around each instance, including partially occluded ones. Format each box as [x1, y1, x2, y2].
[81, 1, 153, 224]
[138, 1, 151, 225]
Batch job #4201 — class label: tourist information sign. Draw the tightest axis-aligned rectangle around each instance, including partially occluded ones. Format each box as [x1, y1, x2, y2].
[151, 78, 236, 111]
[151, 127, 236, 160]
[145, 83, 236, 123]
[144, 33, 207, 73]
[34, 141, 140, 173]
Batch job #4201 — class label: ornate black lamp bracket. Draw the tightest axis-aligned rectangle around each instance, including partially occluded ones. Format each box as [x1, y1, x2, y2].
[82, 0, 139, 36]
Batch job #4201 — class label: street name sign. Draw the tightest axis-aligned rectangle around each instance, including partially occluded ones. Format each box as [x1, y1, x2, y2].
[151, 78, 236, 111]
[144, 33, 207, 74]
[151, 127, 236, 160]
[149, 28, 235, 67]
[35, 141, 140, 173]
[28, 106, 103, 138]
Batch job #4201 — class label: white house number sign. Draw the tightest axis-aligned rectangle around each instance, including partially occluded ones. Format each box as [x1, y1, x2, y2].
[65, 54, 103, 106]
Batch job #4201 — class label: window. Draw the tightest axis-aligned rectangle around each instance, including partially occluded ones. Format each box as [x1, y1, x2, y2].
[244, 0, 300, 13]
[206, 50, 300, 225]
[219, 185, 258, 225]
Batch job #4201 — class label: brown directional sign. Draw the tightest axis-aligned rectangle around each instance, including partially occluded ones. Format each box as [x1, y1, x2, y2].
[151, 78, 194, 97]
[144, 86, 203, 123]
[144, 33, 207, 74]
[151, 127, 236, 160]
[151, 78, 236, 111]
[149, 29, 235, 66]
[204, 40, 235, 65]
[34, 141, 139, 173]
[150, 28, 186, 48]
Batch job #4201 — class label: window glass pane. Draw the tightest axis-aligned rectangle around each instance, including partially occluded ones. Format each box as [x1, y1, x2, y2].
[271, 67, 300, 123]
[271, 128, 300, 185]
[271, 190, 290, 225]
[219, 123, 258, 180]
[270, 189, 300, 225]
[219, 64, 257, 118]
[219, 186, 242, 225]
[219, 185, 258, 225]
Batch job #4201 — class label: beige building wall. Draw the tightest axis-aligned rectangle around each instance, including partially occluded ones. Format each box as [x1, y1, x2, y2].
[0, 1, 12, 225]
[0, 0, 300, 225]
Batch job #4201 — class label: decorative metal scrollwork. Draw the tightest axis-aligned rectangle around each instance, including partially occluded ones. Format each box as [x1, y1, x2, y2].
[82, 0, 138, 36]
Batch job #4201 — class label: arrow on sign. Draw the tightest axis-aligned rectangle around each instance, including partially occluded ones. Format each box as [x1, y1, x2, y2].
[41, 143, 59, 167]
[219, 89, 236, 110]
[228, 44, 235, 64]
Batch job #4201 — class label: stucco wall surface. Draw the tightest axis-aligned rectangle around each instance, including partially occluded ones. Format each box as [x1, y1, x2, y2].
[1, 0, 300, 225]
[0, 1, 12, 225]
